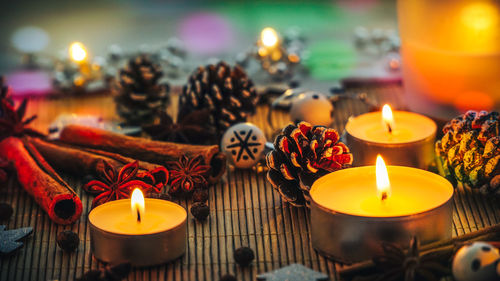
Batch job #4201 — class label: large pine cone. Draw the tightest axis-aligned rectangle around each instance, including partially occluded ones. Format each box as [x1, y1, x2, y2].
[436, 110, 500, 193]
[266, 122, 353, 206]
[178, 62, 258, 136]
[115, 55, 170, 126]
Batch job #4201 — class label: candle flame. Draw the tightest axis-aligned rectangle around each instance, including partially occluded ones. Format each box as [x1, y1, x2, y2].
[69, 42, 87, 63]
[261, 27, 279, 48]
[382, 104, 395, 134]
[131, 188, 145, 223]
[376, 155, 391, 201]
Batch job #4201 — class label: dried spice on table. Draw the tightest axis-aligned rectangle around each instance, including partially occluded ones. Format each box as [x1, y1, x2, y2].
[142, 109, 216, 145]
[266, 121, 353, 206]
[166, 155, 210, 195]
[436, 110, 500, 193]
[59, 125, 226, 184]
[83, 160, 168, 208]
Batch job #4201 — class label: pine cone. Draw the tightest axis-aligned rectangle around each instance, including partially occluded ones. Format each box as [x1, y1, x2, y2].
[178, 62, 258, 136]
[266, 122, 353, 206]
[0, 76, 13, 117]
[115, 55, 170, 126]
[436, 110, 500, 193]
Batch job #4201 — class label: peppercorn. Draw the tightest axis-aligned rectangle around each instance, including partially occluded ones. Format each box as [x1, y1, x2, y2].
[190, 202, 209, 221]
[0, 203, 13, 221]
[57, 230, 79, 252]
[220, 274, 237, 281]
[192, 189, 208, 203]
[234, 246, 255, 266]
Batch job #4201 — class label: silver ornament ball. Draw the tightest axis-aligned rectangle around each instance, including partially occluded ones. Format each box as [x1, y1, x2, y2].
[289, 91, 333, 127]
[221, 123, 266, 169]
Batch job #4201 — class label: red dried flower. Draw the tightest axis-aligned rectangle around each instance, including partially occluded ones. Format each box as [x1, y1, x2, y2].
[83, 161, 168, 208]
[167, 155, 210, 194]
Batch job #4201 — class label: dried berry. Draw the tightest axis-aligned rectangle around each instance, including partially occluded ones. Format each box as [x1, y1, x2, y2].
[190, 202, 209, 221]
[57, 230, 79, 252]
[220, 274, 237, 281]
[192, 189, 209, 203]
[234, 246, 255, 266]
[0, 203, 13, 221]
[77, 263, 131, 281]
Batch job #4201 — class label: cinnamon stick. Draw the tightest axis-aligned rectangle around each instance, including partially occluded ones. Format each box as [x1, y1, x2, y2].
[0, 137, 82, 225]
[28, 137, 160, 176]
[59, 125, 226, 184]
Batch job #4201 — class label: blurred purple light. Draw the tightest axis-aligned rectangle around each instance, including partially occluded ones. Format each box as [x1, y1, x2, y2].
[178, 12, 234, 55]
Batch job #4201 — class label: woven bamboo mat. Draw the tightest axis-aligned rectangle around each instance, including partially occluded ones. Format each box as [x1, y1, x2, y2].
[1, 85, 499, 281]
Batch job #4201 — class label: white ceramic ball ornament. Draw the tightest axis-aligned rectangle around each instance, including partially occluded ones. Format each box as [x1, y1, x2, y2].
[452, 242, 500, 281]
[289, 91, 333, 127]
[221, 123, 267, 169]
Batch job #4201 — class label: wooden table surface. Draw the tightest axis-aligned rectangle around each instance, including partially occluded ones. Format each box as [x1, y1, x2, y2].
[1, 85, 498, 281]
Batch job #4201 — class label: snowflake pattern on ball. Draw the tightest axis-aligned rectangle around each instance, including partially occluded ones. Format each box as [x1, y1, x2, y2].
[225, 129, 263, 162]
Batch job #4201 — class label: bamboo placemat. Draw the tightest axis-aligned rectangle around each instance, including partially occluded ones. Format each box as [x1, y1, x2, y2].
[1, 85, 498, 281]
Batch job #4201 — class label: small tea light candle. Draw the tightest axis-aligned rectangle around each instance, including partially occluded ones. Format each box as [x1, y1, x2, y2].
[310, 155, 453, 263]
[344, 104, 437, 169]
[89, 189, 187, 267]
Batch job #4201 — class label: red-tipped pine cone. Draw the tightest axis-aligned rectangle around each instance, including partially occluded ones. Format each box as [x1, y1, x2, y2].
[266, 122, 353, 206]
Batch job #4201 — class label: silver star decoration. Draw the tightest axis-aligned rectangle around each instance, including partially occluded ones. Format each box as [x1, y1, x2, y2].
[257, 263, 328, 281]
[0, 225, 33, 254]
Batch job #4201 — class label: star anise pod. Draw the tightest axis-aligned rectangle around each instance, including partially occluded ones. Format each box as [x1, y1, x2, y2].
[166, 155, 210, 194]
[142, 109, 216, 144]
[83, 161, 169, 208]
[0, 98, 44, 141]
[370, 237, 451, 281]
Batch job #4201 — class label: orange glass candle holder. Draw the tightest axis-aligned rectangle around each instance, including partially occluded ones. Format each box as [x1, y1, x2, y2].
[398, 0, 500, 118]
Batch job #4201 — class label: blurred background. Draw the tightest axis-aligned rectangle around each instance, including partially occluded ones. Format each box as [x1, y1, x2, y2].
[0, 0, 397, 73]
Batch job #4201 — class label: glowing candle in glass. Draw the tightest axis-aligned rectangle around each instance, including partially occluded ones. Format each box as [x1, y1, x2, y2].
[398, 0, 500, 118]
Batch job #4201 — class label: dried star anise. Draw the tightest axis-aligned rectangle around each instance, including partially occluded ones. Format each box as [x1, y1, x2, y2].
[83, 161, 168, 208]
[0, 98, 44, 141]
[370, 237, 451, 281]
[142, 109, 216, 144]
[166, 155, 210, 194]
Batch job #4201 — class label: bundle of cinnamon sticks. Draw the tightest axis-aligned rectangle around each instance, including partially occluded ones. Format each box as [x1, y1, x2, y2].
[0, 124, 226, 225]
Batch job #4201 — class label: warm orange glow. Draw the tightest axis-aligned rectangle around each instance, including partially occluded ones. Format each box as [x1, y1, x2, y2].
[69, 42, 87, 63]
[382, 104, 395, 133]
[260, 27, 279, 48]
[131, 188, 145, 223]
[461, 3, 498, 31]
[376, 155, 391, 201]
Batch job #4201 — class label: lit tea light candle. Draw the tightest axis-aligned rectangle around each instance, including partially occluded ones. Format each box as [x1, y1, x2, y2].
[310, 155, 454, 263]
[258, 27, 282, 61]
[69, 42, 87, 63]
[89, 188, 187, 266]
[344, 104, 437, 169]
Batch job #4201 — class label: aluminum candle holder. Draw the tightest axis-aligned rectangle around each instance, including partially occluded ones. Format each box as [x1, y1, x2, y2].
[89, 199, 187, 267]
[344, 109, 437, 169]
[309, 165, 454, 263]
